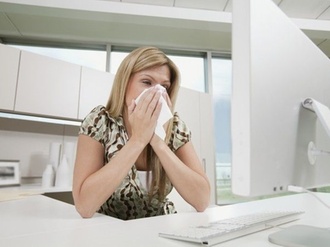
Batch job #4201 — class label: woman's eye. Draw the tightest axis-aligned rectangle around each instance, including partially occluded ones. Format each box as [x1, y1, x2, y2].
[142, 80, 152, 85]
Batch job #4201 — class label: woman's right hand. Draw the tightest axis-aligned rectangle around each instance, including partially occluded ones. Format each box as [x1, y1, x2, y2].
[127, 87, 162, 146]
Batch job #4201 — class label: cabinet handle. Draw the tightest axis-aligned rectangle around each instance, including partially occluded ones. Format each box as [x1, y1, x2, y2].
[202, 158, 206, 172]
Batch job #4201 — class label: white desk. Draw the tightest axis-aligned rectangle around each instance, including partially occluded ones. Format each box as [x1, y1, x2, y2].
[0, 184, 71, 202]
[1, 192, 330, 247]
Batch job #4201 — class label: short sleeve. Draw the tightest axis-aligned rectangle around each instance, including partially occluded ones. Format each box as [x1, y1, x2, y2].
[169, 113, 191, 152]
[79, 105, 109, 145]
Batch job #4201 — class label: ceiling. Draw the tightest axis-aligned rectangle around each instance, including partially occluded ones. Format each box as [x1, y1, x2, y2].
[1, 0, 330, 55]
[110, 0, 330, 19]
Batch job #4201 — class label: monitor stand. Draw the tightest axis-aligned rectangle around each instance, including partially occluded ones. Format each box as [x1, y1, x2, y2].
[269, 98, 330, 246]
[268, 224, 330, 247]
[302, 98, 330, 139]
[302, 98, 330, 165]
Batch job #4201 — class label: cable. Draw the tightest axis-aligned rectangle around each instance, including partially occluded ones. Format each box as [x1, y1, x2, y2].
[288, 185, 330, 210]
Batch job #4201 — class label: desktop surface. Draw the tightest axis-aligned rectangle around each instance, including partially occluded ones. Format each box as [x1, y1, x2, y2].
[0, 192, 329, 247]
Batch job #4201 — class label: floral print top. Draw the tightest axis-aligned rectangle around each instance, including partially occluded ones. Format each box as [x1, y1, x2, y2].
[79, 105, 191, 220]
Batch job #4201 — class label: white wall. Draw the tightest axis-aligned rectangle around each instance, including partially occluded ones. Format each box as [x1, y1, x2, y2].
[0, 119, 78, 178]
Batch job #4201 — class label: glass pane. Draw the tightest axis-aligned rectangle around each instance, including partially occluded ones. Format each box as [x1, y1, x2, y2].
[110, 51, 129, 74]
[10, 45, 106, 72]
[212, 57, 235, 204]
[212, 58, 232, 163]
[168, 55, 205, 92]
[110, 51, 206, 92]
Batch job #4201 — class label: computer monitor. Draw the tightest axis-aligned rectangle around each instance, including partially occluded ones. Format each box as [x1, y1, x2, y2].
[231, 0, 330, 197]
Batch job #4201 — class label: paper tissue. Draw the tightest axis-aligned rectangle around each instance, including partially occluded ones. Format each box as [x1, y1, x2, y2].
[135, 85, 173, 140]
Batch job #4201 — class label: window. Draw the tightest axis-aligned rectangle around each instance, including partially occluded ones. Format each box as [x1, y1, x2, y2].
[10, 45, 107, 72]
[110, 49, 206, 92]
[168, 55, 205, 92]
[212, 57, 238, 204]
[110, 51, 129, 74]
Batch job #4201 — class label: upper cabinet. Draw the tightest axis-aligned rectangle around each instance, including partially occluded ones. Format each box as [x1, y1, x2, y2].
[15, 51, 81, 119]
[78, 67, 114, 119]
[1, 45, 115, 121]
[0, 44, 20, 111]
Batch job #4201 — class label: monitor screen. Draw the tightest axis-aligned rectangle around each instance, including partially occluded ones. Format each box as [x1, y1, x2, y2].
[231, 0, 330, 197]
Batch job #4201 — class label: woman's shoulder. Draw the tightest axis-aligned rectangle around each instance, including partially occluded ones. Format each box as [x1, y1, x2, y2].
[79, 105, 122, 139]
[169, 112, 191, 151]
[83, 105, 118, 125]
[88, 105, 108, 117]
[172, 112, 189, 133]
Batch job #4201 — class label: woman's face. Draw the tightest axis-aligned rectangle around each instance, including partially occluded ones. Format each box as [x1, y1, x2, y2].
[125, 65, 171, 107]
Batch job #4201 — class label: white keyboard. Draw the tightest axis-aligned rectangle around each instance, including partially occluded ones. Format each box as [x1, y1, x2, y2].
[159, 211, 304, 246]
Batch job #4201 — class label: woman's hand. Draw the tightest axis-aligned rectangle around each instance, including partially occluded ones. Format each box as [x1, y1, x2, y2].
[128, 87, 162, 146]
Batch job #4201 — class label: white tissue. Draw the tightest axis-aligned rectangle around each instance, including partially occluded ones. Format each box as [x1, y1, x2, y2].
[135, 85, 173, 140]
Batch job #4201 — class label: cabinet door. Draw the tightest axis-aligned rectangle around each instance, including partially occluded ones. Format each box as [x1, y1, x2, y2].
[0, 44, 20, 111]
[200, 92, 216, 204]
[173, 88, 216, 206]
[168, 88, 201, 211]
[175, 87, 201, 158]
[15, 51, 81, 119]
[78, 67, 114, 119]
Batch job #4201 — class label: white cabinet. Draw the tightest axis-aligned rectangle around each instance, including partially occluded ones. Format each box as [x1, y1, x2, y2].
[176, 88, 201, 156]
[1, 45, 115, 121]
[15, 51, 81, 119]
[199, 93, 216, 204]
[174, 87, 216, 205]
[78, 67, 114, 119]
[0, 44, 20, 111]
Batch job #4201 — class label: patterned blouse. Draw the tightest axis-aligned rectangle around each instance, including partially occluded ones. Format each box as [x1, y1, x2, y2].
[79, 105, 191, 220]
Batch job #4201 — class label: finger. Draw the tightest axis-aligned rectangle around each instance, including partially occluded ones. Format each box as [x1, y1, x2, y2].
[162, 91, 172, 108]
[151, 99, 162, 122]
[144, 91, 161, 117]
[128, 99, 136, 115]
[137, 88, 157, 111]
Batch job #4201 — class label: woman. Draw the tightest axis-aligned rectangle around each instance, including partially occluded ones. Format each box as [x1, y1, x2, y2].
[73, 46, 210, 220]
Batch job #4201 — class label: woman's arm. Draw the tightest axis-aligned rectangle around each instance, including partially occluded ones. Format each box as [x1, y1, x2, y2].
[72, 134, 145, 218]
[73, 89, 162, 218]
[150, 136, 211, 212]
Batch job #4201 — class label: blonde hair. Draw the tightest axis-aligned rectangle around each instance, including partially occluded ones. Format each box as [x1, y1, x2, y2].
[105, 47, 180, 201]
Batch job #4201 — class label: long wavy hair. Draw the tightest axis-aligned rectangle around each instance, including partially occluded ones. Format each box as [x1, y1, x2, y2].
[105, 47, 180, 201]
